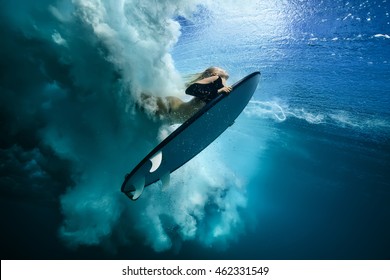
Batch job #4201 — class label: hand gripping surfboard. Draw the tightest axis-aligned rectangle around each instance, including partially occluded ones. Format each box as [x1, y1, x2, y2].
[121, 71, 261, 200]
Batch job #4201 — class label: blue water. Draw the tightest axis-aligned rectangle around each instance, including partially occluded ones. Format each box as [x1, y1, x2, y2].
[1, 0, 389, 259]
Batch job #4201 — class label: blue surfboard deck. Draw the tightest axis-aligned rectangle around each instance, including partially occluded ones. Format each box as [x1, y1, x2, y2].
[122, 71, 261, 200]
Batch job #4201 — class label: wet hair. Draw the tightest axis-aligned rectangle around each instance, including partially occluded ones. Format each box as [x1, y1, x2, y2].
[185, 66, 229, 87]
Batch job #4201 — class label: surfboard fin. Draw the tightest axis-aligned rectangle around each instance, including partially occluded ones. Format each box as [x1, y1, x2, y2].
[125, 176, 145, 201]
[161, 172, 171, 190]
[149, 151, 162, 173]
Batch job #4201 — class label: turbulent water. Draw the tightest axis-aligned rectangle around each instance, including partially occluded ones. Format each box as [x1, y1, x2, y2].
[1, 0, 389, 259]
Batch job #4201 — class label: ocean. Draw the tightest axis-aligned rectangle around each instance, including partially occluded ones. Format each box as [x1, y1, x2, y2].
[1, 0, 389, 259]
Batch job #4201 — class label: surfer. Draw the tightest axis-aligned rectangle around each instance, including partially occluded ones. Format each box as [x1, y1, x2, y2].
[123, 71, 261, 200]
[142, 67, 232, 123]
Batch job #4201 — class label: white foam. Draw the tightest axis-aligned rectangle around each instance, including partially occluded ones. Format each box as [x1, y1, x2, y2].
[374, 33, 390, 39]
[329, 111, 390, 131]
[52, 31, 67, 46]
[244, 100, 390, 132]
[288, 108, 326, 124]
[50, 0, 255, 253]
[158, 124, 181, 141]
[72, 0, 199, 98]
[139, 145, 248, 251]
[246, 99, 390, 133]
[244, 100, 287, 122]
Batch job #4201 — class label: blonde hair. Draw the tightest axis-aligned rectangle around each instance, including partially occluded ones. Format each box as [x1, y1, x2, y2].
[185, 66, 229, 87]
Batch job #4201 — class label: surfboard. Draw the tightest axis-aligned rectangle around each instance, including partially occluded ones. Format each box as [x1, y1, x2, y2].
[122, 71, 261, 200]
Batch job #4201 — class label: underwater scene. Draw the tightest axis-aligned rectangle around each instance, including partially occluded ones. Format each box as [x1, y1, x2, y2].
[1, 0, 389, 259]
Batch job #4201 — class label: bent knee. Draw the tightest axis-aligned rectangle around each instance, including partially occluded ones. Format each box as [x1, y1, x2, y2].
[166, 96, 184, 110]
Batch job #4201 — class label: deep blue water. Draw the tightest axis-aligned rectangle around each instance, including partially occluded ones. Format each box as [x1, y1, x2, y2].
[1, 0, 389, 259]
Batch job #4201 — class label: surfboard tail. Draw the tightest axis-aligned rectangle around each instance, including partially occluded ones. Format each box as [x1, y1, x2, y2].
[123, 174, 145, 201]
[123, 173, 171, 199]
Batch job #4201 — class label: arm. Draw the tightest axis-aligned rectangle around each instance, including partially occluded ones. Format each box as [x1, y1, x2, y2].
[218, 86, 232, 94]
[217, 77, 232, 94]
[196, 75, 232, 94]
[194, 75, 220, 84]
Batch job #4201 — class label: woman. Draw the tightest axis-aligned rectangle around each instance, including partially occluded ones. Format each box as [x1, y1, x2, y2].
[150, 66, 232, 123]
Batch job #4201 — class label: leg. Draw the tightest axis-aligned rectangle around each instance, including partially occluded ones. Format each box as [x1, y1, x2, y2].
[139, 94, 205, 123]
[167, 97, 206, 123]
[140, 93, 171, 115]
